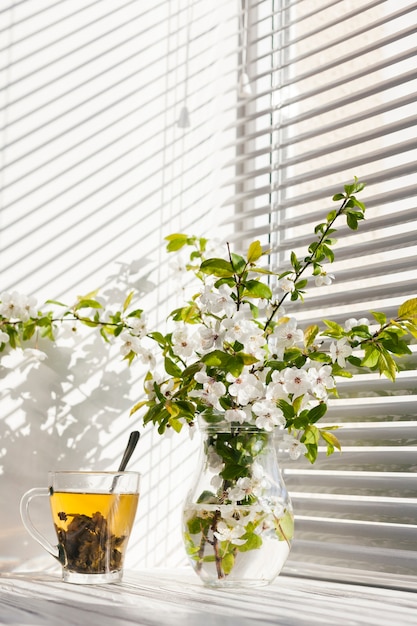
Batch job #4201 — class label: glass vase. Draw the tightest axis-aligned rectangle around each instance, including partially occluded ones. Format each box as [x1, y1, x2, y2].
[182, 417, 293, 588]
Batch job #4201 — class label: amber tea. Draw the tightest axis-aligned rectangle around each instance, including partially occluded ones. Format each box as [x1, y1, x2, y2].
[50, 491, 139, 575]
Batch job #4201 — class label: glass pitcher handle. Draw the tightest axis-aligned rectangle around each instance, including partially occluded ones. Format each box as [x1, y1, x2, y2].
[19, 488, 60, 561]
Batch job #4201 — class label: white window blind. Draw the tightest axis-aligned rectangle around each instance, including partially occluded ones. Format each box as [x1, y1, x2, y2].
[219, 0, 417, 588]
[1, 0, 416, 583]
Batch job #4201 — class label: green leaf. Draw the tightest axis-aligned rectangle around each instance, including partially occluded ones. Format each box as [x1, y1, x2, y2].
[7, 327, 19, 349]
[200, 258, 235, 278]
[322, 244, 335, 262]
[346, 212, 358, 230]
[238, 533, 263, 552]
[196, 490, 219, 504]
[320, 430, 341, 455]
[129, 399, 148, 416]
[377, 349, 398, 381]
[122, 291, 134, 312]
[187, 516, 206, 534]
[351, 197, 366, 211]
[230, 253, 247, 274]
[123, 349, 136, 366]
[45, 299, 67, 307]
[74, 299, 103, 311]
[168, 417, 184, 432]
[275, 509, 294, 541]
[277, 400, 295, 421]
[148, 331, 168, 346]
[201, 350, 231, 369]
[295, 279, 308, 290]
[174, 400, 196, 419]
[308, 351, 331, 365]
[22, 320, 37, 341]
[242, 280, 272, 299]
[308, 403, 328, 424]
[398, 298, 417, 321]
[170, 304, 200, 324]
[220, 464, 249, 480]
[201, 351, 250, 376]
[371, 310, 387, 325]
[240, 353, 260, 366]
[165, 233, 189, 251]
[127, 308, 143, 319]
[322, 319, 344, 338]
[304, 443, 318, 464]
[164, 357, 182, 378]
[360, 345, 380, 368]
[314, 223, 326, 235]
[304, 324, 319, 347]
[303, 424, 320, 445]
[222, 552, 235, 575]
[247, 240, 263, 263]
[380, 334, 411, 356]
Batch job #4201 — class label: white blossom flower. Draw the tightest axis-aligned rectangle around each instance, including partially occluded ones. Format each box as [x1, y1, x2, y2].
[266, 369, 289, 402]
[226, 371, 264, 405]
[228, 469, 269, 502]
[330, 337, 353, 367]
[137, 347, 156, 369]
[224, 407, 250, 424]
[344, 317, 369, 331]
[307, 365, 334, 399]
[21, 294, 38, 320]
[269, 317, 304, 359]
[0, 291, 37, 321]
[172, 326, 195, 358]
[282, 367, 311, 399]
[127, 316, 148, 337]
[119, 331, 142, 356]
[189, 387, 225, 410]
[190, 368, 226, 409]
[241, 324, 265, 361]
[213, 521, 246, 545]
[251, 462, 271, 494]
[221, 310, 254, 345]
[314, 271, 335, 287]
[199, 284, 235, 317]
[228, 477, 253, 502]
[193, 324, 224, 353]
[252, 399, 285, 431]
[160, 379, 175, 399]
[278, 276, 295, 294]
[265, 301, 285, 320]
[283, 433, 308, 460]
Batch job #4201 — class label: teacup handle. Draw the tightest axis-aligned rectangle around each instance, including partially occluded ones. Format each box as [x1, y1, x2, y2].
[20, 488, 60, 561]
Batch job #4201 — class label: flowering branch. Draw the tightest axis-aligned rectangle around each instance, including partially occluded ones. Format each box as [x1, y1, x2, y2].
[264, 177, 366, 331]
[131, 179, 417, 463]
[1, 179, 416, 464]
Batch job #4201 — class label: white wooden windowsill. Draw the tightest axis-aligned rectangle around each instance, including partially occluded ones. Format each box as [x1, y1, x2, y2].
[1, 568, 416, 626]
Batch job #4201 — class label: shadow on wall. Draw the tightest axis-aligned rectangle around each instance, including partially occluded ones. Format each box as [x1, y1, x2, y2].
[0, 260, 156, 572]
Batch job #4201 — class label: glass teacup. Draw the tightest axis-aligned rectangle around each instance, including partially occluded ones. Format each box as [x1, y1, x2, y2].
[20, 471, 140, 584]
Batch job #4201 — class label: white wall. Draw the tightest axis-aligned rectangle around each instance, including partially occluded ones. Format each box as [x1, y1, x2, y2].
[0, 0, 239, 572]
